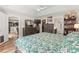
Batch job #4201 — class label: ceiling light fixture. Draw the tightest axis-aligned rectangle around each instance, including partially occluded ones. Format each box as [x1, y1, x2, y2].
[36, 6, 47, 11]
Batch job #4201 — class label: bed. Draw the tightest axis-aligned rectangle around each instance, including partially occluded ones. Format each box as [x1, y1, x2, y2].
[15, 32, 79, 53]
[62, 32, 79, 53]
[15, 32, 64, 53]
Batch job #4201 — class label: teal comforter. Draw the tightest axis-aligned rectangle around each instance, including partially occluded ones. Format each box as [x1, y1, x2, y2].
[16, 32, 79, 53]
[62, 32, 79, 53]
[16, 32, 64, 53]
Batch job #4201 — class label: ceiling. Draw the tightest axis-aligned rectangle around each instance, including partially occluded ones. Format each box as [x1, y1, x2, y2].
[0, 5, 79, 18]
[0, 5, 55, 17]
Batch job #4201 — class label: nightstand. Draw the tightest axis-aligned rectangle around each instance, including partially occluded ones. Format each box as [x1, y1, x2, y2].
[0, 34, 4, 52]
[0, 34, 4, 43]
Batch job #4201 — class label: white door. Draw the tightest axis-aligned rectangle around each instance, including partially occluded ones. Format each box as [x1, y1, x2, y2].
[0, 12, 8, 43]
[53, 16, 64, 34]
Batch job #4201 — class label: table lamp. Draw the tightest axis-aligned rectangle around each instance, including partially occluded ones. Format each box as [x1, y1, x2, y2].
[74, 24, 79, 31]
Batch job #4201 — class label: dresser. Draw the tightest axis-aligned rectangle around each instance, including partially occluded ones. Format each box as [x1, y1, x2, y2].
[43, 24, 54, 33]
[23, 25, 39, 36]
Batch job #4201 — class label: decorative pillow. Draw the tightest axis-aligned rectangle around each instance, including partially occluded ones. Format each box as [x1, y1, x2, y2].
[67, 32, 79, 37]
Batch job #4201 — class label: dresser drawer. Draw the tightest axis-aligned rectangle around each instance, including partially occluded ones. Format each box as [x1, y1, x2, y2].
[43, 24, 54, 33]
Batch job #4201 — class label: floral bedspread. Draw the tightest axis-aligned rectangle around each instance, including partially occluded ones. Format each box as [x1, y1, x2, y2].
[15, 32, 64, 53]
[62, 32, 79, 53]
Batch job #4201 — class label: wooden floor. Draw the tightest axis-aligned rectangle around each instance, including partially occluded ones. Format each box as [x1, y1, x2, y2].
[0, 39, 16, 53]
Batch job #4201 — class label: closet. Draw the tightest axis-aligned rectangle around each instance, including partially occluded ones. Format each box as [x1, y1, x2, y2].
[8, 16, 19, 39]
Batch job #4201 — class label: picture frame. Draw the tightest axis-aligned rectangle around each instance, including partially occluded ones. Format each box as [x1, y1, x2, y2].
[46, 16, 53, 24]
[25, 20, 34, 25]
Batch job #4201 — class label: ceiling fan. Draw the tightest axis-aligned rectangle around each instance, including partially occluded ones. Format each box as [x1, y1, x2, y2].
[36, 5, 47, 11]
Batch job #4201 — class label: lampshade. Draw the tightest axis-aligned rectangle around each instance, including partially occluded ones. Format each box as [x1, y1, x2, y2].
[74, 24, 79, 29]
[64, 14, 69, 19]
[65, 10, 77, 19]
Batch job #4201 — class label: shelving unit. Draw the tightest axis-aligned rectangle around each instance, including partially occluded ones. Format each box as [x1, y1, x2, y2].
[64, 16, 76, 35]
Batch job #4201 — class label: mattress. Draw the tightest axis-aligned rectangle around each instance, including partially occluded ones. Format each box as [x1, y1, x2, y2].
[15, 32, 64, 53]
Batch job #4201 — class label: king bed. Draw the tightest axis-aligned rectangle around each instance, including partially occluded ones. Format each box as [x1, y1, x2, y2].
[15, 32, 79, 53]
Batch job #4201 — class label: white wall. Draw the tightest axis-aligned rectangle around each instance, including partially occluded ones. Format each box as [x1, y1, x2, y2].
[0, 12, 8, 42]
[53, 16, 64, 34]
